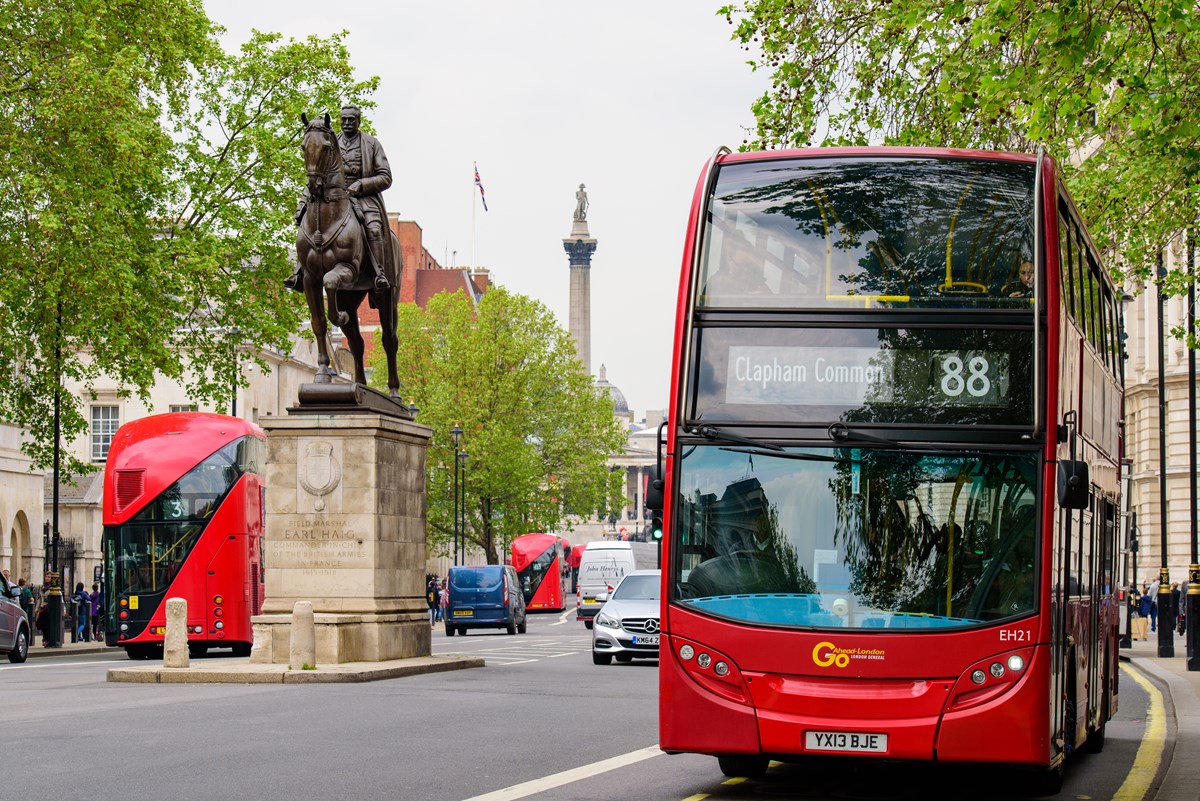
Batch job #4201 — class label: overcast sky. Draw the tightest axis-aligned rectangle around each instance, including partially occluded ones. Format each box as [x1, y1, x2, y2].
[204, 1, 770, 420]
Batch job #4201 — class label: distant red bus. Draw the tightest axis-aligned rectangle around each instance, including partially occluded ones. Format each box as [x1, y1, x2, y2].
[511, 533, 566, 612]
[102, 413, 265, 659]
[651, 147, 1123, 791]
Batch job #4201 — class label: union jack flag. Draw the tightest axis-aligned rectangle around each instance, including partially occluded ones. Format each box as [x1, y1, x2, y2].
[474, 163, 488, 211]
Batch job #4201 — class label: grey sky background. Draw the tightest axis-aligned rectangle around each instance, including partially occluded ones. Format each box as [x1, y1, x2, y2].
[204, 1, 770, 419]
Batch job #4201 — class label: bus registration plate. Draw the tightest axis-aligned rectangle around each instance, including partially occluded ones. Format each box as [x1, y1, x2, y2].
[805, 731, 887, 753]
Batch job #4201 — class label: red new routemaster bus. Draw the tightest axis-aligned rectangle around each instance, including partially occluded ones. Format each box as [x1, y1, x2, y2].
[102, 413, 265, 659]
[650, 147, 1123, 792]
[511, 533, 566, 611]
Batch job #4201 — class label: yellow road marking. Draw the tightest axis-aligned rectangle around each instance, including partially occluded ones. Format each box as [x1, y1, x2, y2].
[721, 776, 745, 785]
[1111, 663, 1166, 801]
[682, 795, 711, 801]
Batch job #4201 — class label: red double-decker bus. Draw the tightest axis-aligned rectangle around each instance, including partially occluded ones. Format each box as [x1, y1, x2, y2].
[650, 147, 1123, 792]
[102, 412, 266, 659]
[511, 533, 566, 612]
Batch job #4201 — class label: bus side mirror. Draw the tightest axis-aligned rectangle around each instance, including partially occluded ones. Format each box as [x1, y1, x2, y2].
[645, 465, 664, 512]
[1057, 459, 1090, 509]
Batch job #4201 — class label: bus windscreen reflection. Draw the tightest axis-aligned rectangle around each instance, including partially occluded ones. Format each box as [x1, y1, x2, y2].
[672, 446, 1039, 629]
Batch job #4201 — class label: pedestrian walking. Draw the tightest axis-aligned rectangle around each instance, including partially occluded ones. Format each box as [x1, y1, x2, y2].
[1147, 577, 1160, 632]
[91, 583, 103, 641]
[426, 576, 439, 626]
[72, 582, 91, 642]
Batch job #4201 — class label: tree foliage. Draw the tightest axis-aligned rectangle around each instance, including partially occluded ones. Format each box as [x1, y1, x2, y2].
[0, 0, 375, 474]
[721, 0, 1200, 287]
[371, 288, 628, 564]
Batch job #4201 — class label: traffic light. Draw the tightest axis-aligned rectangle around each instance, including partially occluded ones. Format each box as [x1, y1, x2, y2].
[651, 516, 663, 541]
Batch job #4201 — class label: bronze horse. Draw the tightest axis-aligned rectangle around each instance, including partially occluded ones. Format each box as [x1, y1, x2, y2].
[295, 112, 402, 395]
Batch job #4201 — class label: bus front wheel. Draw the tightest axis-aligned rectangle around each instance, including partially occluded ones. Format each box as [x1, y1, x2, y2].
[125, 644, 157, 660]
[717, 755, 768, 779]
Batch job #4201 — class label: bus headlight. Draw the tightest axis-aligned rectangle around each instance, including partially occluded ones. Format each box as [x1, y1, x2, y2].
[1007, 654, 1025, 672]
[697, 653, 712, 669]
[989, 662, 1005, 678]
[214, 620, 224, 630]
[679, 644, 695, 661]
[971, 669, 986, 684]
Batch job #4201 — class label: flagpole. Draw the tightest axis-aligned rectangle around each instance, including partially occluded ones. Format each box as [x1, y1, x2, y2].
[471, 169, 476, 273]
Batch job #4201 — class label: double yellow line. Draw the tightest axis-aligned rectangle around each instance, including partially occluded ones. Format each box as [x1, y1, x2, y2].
[1112, 662, 1167, 801]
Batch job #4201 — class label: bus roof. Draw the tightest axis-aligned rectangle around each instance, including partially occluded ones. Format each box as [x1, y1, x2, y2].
[103, 412, 264, 525]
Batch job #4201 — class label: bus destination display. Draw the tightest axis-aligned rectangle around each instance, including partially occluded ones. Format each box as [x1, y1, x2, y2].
[725, 345, 1010, 408]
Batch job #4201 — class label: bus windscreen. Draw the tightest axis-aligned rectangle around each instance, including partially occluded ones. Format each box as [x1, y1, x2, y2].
[672, 445, 1038, 629]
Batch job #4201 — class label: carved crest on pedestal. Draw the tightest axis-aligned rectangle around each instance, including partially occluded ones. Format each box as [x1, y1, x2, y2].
[299, 440, 342, 511]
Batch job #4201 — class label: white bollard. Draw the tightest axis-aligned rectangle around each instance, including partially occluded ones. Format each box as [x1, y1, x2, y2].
[289, 601, 316, 670]
[163, 597, 189, 668]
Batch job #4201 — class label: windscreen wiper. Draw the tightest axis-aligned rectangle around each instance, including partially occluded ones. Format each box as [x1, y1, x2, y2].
[688, 424, 784, 451]
[827, 423, 910, 449]
[827, 423, 982, 454]
[718, 447, 846, 464]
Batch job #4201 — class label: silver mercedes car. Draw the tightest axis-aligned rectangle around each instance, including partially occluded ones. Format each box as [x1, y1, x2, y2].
[591, 569, 660, 665]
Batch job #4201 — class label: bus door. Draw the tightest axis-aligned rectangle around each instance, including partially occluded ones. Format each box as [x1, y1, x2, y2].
[206, 533, 248, 639]
[1079, 502, 1095, 733]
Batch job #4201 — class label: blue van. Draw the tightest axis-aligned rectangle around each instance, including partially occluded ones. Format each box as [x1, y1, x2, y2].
[445, 565, 527, 636]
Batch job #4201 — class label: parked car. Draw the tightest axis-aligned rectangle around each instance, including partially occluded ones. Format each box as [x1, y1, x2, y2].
[0, 575, 30, 663]
[444, 564, 527, 636]
[576, 540, 638, 629]
[591, 569, 660, 665]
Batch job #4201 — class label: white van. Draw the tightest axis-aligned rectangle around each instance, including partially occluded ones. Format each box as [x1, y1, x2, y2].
[576, 541, 638, 629]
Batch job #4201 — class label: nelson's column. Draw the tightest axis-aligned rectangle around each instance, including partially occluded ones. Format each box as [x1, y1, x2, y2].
[563, 183, 597, 373]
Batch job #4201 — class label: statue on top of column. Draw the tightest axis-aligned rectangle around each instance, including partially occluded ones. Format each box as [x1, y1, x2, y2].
[574, 183, 589, 222]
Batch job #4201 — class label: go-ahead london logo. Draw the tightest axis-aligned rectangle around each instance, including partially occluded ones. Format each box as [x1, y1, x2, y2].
[812, 641, 886, 669]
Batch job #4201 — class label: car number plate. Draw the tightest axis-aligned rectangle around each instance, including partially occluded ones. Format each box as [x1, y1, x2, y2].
[583, 599, 601, 605]
[632, 635, 659, 645]
[805, 731, 887, 753]
[453, 609, 472, 617]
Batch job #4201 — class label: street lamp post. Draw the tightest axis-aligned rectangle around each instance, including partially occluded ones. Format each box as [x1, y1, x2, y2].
[451, 425, 462, 566]
[45, 301, 64, 648]
[457, 449, 468, 564]
[1188, 229, 1199, 672]
[1156, 252, 1174, 658]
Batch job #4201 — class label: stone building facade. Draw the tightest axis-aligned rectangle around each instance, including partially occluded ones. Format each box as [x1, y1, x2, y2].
[1123, 231, 1200, 589]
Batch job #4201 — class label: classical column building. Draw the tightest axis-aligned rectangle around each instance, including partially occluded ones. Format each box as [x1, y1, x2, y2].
[563, 184, 597, 374]
[1123, 231, 1199, 591]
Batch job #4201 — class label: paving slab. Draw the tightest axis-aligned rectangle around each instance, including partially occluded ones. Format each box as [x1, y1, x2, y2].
[107, 654, 483, 684]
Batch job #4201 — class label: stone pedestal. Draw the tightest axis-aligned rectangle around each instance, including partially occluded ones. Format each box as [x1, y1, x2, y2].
[250, 408, 432, 664]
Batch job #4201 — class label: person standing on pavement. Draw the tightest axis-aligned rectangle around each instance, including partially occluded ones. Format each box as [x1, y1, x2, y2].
[1147, 577, 1161, 632]
[438, 578, 449, 624]
[18, 577, 34, 629]
[90, 583, 103, 642]
[72, 582, 91, 642]
[426, 576, 439, 626]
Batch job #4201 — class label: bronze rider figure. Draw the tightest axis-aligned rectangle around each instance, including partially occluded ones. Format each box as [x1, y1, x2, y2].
[285, 105, 391, 292]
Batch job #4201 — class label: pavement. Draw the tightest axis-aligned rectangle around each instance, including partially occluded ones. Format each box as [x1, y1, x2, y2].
[1119, 629, 1200, 801]
[25, 638, 484, 683]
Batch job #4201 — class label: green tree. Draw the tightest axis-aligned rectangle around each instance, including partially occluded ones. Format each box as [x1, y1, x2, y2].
[0, 0, 375, 475]
[721, 0, 1200, 287]
[372, 287, 628, 564]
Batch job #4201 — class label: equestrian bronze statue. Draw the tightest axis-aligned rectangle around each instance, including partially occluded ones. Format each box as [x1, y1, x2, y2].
[289, 109, 402, 397]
